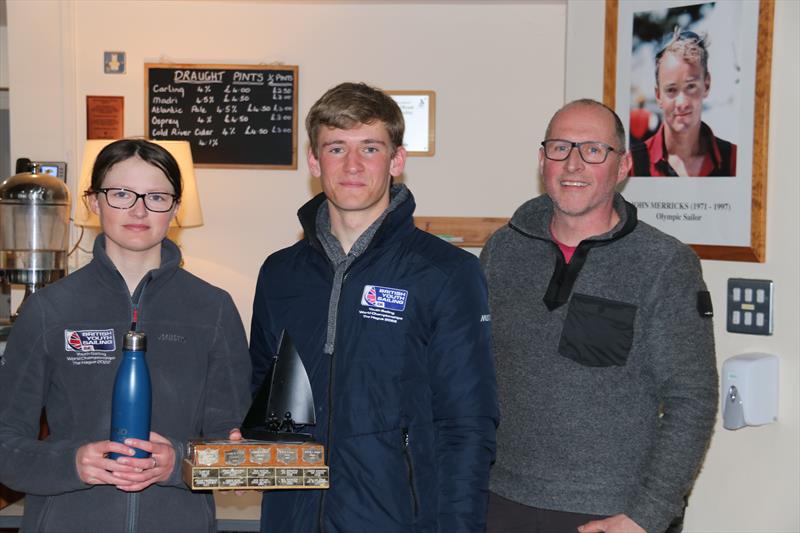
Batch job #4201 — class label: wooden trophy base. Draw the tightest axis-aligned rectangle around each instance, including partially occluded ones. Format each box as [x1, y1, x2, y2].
[182, 439, 328, 490]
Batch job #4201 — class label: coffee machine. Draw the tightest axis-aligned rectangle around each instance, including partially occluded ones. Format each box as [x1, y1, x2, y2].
[0, 163, 71, 340]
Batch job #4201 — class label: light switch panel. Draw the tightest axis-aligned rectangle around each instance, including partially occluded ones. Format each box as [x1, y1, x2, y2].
[727, 278, 773, 335]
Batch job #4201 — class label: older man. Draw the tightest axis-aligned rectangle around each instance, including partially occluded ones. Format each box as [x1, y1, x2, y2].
[482, 99, 717, 533]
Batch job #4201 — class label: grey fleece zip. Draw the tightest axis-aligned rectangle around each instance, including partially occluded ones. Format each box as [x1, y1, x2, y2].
[316, 184, 410, 355]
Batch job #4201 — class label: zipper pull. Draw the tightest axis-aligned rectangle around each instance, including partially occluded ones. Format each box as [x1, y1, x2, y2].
[130, 306, 138, 331]
[402, 428, 409, 448]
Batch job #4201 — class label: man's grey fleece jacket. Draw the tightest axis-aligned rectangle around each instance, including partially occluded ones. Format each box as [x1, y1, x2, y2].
[480, 193, 718, 532]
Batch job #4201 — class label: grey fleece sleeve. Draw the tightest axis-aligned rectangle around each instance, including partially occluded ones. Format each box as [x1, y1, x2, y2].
[156, 292, 251, 489]
[199, 292, 252, 439]
[0, 296, 88, 495]
[625, 246, 718, 532]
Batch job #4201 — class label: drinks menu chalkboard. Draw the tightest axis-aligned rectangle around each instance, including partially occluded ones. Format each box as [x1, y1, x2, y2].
[145, 64, 298, 168]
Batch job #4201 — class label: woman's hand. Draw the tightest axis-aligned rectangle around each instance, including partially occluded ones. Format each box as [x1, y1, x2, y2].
[110, 431, 176, 492]
[75, 440, 142, 488]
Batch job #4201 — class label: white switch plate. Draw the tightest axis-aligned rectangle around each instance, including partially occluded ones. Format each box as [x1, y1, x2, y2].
[727, 278, 773, 335]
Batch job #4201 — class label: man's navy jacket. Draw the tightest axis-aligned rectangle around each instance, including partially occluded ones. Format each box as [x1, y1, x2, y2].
[249, 190, 498, 532]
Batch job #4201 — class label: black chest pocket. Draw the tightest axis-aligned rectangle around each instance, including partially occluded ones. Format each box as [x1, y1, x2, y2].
[558, 293, 637, 367]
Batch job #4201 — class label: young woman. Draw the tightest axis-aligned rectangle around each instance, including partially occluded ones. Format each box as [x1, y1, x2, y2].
[0, 139, 251, 532]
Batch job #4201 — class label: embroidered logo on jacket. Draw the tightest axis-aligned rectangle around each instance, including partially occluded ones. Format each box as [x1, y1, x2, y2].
[361, 285, 408, 311]
[158, 333, 186, 343]
[64, 329, 116, 352]
[359, 285, 408, 324]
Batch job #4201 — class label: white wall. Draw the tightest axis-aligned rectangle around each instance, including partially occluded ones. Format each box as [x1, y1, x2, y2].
[8, 0, 565, 327]
[6, 0, 799, 530]
[1, 26, 8, 89]
[565, 1, 799, 530]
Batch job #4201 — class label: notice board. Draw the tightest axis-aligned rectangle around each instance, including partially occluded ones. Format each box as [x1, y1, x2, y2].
[145, 63, 298, 168]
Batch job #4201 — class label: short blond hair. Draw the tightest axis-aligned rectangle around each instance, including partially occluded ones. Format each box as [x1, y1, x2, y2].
[655, 27, 710, 85]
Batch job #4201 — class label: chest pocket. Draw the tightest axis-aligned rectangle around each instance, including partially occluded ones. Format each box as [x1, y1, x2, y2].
[558, 293, 637, 367]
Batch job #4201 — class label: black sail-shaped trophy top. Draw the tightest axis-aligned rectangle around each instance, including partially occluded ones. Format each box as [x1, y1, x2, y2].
[241, 330, 316, 442]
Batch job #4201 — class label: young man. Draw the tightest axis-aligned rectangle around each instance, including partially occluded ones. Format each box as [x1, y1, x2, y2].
[249, 82, 498, 532]
[483, 99, 717, 533]
[631, 29, 737, 177]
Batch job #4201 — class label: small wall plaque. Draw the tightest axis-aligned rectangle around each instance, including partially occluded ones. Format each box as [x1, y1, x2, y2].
[104, 51, 126, 74]
[388, 91, 436, 156]
[86, 95, 124, 140]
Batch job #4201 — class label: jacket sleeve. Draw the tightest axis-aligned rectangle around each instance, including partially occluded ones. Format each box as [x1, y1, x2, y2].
[624, 247, 718, 532]
[0, 296, 88, 495]
[159, 291, 252, 488]
[199, 292, 252, 438]
[429, 256, 499, 532]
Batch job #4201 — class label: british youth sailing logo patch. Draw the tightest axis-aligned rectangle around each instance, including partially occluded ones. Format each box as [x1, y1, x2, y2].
[361, 285, 408, 311]
[359, 285, 408, 325]
[64, 329, 116, 352]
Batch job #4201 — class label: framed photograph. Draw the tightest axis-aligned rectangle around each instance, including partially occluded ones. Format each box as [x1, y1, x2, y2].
[604, 0, 774, 261]
[387, 91, 436, 156]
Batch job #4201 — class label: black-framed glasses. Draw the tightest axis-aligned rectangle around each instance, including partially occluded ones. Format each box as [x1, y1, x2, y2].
[541, 139, 621, 165]
[95, 187, 177, 212]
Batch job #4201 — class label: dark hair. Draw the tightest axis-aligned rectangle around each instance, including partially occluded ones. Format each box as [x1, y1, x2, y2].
[306, 82, 404, 157]
[87, 139, 182, 200]
[655, 28, 710, 85]
[545, 99, 627, 151]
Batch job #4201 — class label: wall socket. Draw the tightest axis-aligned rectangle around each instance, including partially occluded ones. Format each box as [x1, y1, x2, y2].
[727, 278, 773, 335]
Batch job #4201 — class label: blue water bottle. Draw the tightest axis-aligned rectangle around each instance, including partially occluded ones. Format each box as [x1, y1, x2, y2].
[109, 331, 152, 459]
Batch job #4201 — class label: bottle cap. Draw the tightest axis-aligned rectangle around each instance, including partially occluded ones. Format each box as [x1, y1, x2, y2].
[123, 331, 147, 351]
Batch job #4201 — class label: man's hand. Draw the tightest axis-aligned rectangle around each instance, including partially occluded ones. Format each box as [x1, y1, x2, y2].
[578, 513, 646, 533]
[110, 431, 176, 492]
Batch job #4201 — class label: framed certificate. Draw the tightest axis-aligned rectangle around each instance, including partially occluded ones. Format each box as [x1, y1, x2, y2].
[388, 91, 436, 156]
[86, 95, 124, 140]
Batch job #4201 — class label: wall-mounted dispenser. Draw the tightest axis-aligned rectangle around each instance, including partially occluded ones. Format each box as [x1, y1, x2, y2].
[721, 353, 779, 430]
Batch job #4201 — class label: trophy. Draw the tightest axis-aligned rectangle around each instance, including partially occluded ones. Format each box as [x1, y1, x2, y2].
[182, 331, 329, 490]
[240, 331, 315, 441]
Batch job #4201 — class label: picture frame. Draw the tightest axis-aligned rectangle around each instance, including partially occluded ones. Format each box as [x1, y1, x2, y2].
[603, 0, 774, 262]
[144, 63, 299, 169]
[387, 91, 436, 156]
[86, 95, 124, 140]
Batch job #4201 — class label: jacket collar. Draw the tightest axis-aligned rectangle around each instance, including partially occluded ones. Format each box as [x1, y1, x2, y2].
[297, 183, 416, 255]
[91, 234, 182, 299]
[647, 121, 725, 176]
[509, 193, 637, 244]
[508, 193, 638, 311]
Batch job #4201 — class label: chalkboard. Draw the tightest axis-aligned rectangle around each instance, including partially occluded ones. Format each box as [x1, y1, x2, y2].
[145, 63, 298, 169]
